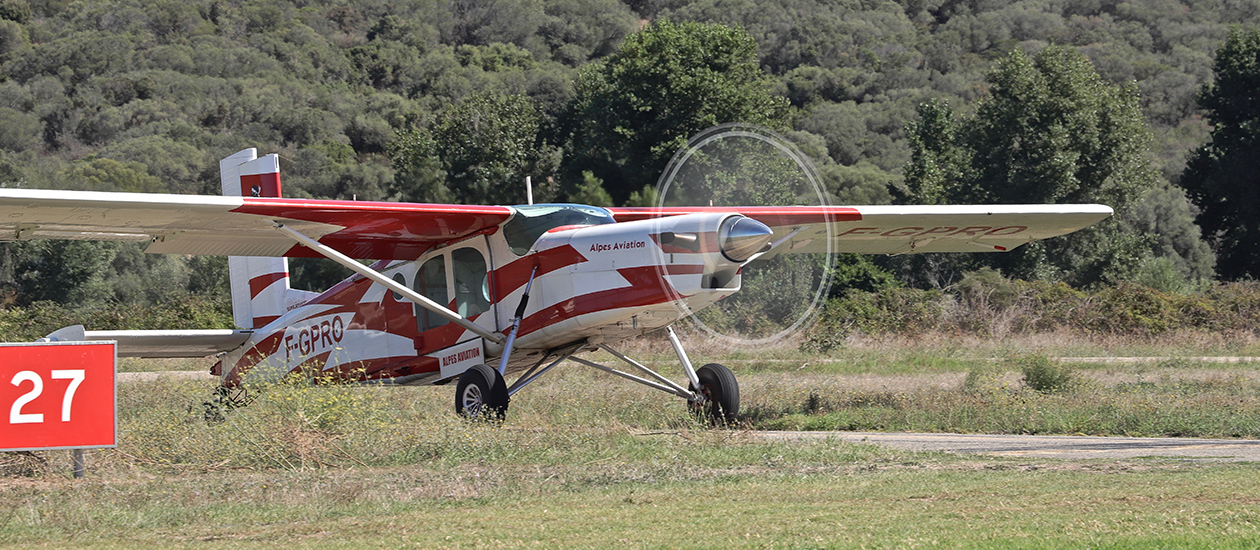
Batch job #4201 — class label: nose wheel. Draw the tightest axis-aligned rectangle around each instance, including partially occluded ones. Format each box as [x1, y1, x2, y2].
[689, 363, 739, 424]
[455, 364, 509, 420]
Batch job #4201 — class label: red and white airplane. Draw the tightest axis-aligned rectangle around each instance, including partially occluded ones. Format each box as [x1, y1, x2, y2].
[0, 149, 1112, 420]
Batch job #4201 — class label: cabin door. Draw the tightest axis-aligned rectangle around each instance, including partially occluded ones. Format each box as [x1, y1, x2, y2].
[411, 236, 497, 354]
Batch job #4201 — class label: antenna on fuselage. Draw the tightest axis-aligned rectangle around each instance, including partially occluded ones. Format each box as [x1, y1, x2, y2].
[526, 176, 534, 205]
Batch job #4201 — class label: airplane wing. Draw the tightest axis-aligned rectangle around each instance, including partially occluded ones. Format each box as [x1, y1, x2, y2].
[0, 189, 513, 260]
[607, 204, 1114, 256]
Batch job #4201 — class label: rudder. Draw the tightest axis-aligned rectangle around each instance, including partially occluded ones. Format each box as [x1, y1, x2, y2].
[220, 149, 315, 329]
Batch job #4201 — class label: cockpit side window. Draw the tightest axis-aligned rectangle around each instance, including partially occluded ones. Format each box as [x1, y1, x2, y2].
[451, 247, 490, 318]
[415, 255, 448, 332]
[502, 204, 616, 255]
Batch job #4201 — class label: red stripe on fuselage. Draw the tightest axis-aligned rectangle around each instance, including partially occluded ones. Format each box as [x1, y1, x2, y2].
[664, 264, 705, 275]
[490, 244, 588, 300]
[517, 265, 683, 338]
[224, 330, 287, 386]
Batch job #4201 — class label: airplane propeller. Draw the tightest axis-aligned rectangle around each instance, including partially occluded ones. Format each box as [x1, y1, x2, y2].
[653, 123, 835, 346]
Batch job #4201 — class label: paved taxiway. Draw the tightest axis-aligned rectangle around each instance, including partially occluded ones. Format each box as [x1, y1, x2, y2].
[756, 431, 1260, 461]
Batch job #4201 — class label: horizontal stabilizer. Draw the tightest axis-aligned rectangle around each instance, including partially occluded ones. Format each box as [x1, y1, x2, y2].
[40, 325, 252, 358]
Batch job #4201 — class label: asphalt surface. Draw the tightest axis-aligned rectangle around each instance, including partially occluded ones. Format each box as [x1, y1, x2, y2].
[756, 431, 1260, 461]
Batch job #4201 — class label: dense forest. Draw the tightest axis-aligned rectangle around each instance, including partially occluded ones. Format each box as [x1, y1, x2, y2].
[1, 0, 1260, 333]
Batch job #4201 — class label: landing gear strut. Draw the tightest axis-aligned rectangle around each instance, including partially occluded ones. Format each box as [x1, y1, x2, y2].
[491, 325, 740, 426]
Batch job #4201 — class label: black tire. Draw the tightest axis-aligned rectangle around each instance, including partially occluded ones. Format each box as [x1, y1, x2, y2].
[689, 363, 739, 425]
[454, 364, 509, 420]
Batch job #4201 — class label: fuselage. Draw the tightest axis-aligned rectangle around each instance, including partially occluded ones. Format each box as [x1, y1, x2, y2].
[213, 204, 756, 386]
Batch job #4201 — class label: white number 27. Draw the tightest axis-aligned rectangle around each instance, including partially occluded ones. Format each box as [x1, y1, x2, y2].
[9, 370, 85, 424]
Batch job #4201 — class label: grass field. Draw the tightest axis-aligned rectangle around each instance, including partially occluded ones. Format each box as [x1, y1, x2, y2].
[5, 331, 1260, 548]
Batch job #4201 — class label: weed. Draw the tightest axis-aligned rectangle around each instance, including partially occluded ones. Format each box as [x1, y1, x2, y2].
[962, 364, 1010, 396]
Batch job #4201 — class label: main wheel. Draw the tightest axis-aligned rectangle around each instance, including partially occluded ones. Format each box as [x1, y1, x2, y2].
[454, 364, 509, 420]
[689, 363, 739, 425]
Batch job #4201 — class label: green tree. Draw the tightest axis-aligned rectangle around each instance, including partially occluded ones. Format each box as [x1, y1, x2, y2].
[902, 46, 1165, 287]
[391, 92, 559, 205]
[819, 161, 895, 205]
[902, 98, 968, 206]
[567, 170, 613, 206]
[0, 19, 27, 57]
[538, 0, 638, 65]
[1126, 181, 1215, 285]
[1, 240, 116, 306]
[967, 47, 1153, 209]
[388, 129, 450, 203]
[1181, 28, 1260, 280]
[565, 20, 789, 204]
[0, 107, 39, 152]
[62, 157, 164, 193]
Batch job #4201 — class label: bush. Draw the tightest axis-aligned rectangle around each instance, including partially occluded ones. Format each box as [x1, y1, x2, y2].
[1017, 355, 1074, 393]
[955, 267, 1018, 311]
[802, 287, 947, 351]
[800, 276, 1260, 349]
[0, 294, 233, 341]
[0, 106, 39, 151]
[828, 253, 900, 295]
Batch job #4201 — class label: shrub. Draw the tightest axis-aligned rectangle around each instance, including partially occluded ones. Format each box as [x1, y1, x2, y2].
[802, 287, 947, 351]
[955, 267, 1018, 311]
[0, 294, 233, 341]
[1018, 355, 1074, 393]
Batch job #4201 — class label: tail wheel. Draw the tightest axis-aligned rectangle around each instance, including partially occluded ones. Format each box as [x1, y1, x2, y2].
[689, 363, 739, 424]
[455, 364, 510, 420]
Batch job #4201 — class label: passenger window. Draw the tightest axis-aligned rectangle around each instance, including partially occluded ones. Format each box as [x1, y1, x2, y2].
[451, 247, 489, 318]
[390, 272, 406, 301]
[415, 255, 448, 332]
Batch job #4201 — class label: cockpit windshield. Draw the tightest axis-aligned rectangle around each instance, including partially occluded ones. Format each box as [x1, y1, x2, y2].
[503, 204, 615, 255]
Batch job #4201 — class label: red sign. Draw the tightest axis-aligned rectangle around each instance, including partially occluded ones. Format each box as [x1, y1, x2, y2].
[0, 342, 116, 452]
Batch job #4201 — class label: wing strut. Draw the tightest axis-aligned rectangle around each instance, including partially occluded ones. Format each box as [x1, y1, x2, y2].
[272, 222, 506, 345]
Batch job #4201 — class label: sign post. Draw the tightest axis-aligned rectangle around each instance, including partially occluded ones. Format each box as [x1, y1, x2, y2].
[0, 342, 117, 477]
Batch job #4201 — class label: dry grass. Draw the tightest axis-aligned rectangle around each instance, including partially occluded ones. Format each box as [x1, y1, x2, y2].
[116, 356, 216, 373]
[5, 331, 1260, 547]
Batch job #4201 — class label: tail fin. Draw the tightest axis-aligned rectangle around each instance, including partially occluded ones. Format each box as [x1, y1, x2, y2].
[220, 149, 316, 329]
